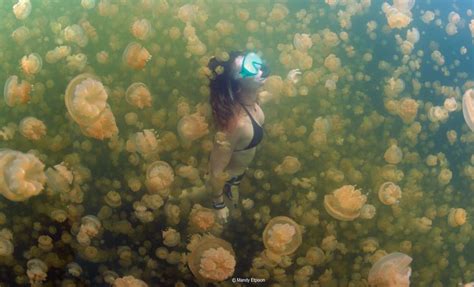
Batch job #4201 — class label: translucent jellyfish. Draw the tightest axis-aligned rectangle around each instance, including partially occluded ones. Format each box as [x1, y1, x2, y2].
[269, 3, 289, 22]
[427, 106, 448, 123]
[470, 20, 474, 37]
[462, 89, 474, 131]
[359, 204, 376, 219]
[177, 4, 199, 23]
[126, 129, 159, 157]
[448, 208, 467, 227]
[0, 229, 14, 256]
[131, 19, 152, 40]
[406, 28, 419, 44]
[0, 149, 46, 202]
[263, 216, 302, 255]
[13, 0, 31, 20]
[146, 161, 174, 193]
[274, 156, 301, 175]
[324, 54, 341, 72]
[384, 144, 403, 164]
[187, 235, 236, 283]
[64, 25, 88, 47]
[126, 83, 152, 109]
[11, 26, 30, 44]
[104, 191, 121, 207]
[122, 42, 151, 70]
[382, 3, 412, 29]
[368, 252, 412, 287]
[438, 168, 452, 185]
[66, 53, 88, 72]
[188, 204, 221, 234]
[45, 45, 71, 63]
[162, 228, 180, 247]
[422, 10, 435, 23]
[397, 98, 418, 123]
[77, 215, 101, 246]
[20, 53, 42, 76]
[293, 33, 312, 52]
[444, 98, 457, 112]
[4, 75, 32, 107]
[67, 262, 83, 277]
[27, 259, 48, 286]
[19, 117, 46, 140]
[113, 275, 148, 287]
[65, 73, 118, 139]
[81, 0, 96, 9]
[177, 112, 209, 142]
[324, 185, 367, 221]
[378, 182, 401, 205]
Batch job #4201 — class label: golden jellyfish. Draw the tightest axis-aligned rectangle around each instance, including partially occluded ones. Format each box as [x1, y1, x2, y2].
[462, 89, 474, 131]
[27, 259, 48, 286]
[324, 54, 341, 72]
[269, 3, 289, 22]
[11, 26, 30, 44]
[397, 98, 418, 123]
[146, 161, 174, 193]
[113, 275, 148, 287]
[448, 208, 467, 227]
[293, 33, 312, 52]
[444, 98, 458, 112]
[45, 45, 71, 64]
[126, 83, 152, 109]
[45, 163, 73, 194]
[66, 262, 83, 277]
[382, 2, 412, 29]
[378, 182, 401, 205]
[263, 216, 302, 255]
[131, 19, 152, 40]
[122, 42, 151, 70]
[126, 129, 159, 157]
[20, 53, 42, 76]
[4, 75, 32, 107]
[324, 185, 367, 221]
[65, 73, 118, 140]
[162, 228, 181, 247]
[368, 252, 412, 287]
[13, 0, 31, 20]
[177, 112, 209, 142]
[470, 20, 474, 37]
[19, 117, 46, 141]
[189, 204, 222, 234]
[360, 204, 376, 219]
[384, 144, 403, 165]
[421, 10, 435, 23]
[187, 235, 236, 283]
[81, 0, 96, 9]
[64, 25, 88, 47]
[104, 191, 121, 207]
[77, 215, 101, 246]
[0, 149, 46, 202]
[274, 156, 301, 175]
[0, 229, 14, 257]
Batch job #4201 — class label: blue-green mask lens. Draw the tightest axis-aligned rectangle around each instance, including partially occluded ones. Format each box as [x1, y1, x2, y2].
[240, 53, 264, 78]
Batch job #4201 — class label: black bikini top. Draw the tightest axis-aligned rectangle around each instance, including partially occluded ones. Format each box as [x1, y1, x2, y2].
[235, 103, 264, 152]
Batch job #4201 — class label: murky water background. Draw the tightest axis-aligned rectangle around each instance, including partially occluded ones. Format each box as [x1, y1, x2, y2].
[0, 0, 474, 286]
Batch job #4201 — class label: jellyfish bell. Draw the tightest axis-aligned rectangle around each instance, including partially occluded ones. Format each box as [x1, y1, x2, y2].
[324, 185, 367, 221]
[177, 113, 209, 142]
[368, 252, 412, 287]
[131, 19, 152, 40]
[146, 161, 174, 193]
[13, 0, 31, 20]
[4, 75, 32, 107]
[20, 53, 42, 76]
[65, 73, 118, 139]
[462, 89, 474, 131]
[0, 149, 46, 202]
[187, 235, 236, 283]
[262, 216, 302, 255]
[378, 182, 402, 205]
[122, 42, 152, 70]
[125, 82, 152, 109]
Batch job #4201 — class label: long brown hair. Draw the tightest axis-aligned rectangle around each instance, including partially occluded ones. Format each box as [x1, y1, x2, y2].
[208, 51, 244, 131]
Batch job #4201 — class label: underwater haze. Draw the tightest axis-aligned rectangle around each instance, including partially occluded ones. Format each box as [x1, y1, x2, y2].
[0, 0, 474, 286]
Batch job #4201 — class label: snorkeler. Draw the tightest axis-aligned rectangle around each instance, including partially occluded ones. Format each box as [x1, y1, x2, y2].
[207, 51, 300, 222]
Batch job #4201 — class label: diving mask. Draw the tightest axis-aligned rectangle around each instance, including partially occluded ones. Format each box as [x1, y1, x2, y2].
[233, 52, 269, 84]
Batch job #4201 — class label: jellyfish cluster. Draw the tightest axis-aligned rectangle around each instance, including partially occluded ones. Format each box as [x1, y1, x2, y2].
[0, 0, 474, 286]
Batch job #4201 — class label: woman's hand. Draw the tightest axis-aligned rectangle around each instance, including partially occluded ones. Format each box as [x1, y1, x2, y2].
[286, 69, 302, 84]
